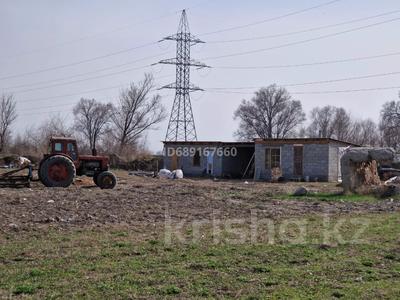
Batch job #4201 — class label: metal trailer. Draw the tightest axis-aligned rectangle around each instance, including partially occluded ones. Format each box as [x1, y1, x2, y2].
[0, 165, 32, 188]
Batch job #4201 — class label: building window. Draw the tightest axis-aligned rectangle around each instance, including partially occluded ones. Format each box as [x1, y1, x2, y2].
[67, 143, 77, 160]
[54, 143, 62, 152]
[193, 150, 201, 166]
[265, 148, 281, 169]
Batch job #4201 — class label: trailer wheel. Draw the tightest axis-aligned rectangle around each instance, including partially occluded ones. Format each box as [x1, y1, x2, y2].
[97, 171, 117, 189]
[40, 155, 76, 188]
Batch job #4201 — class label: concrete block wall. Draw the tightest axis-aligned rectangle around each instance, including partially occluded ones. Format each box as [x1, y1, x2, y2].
[281, 145, 294, 177]
[254, 143, 268, 180]
[302, 144, 330, 181]
[328, 144, 340, 182]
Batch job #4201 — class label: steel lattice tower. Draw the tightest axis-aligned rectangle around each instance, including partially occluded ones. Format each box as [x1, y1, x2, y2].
[157, 10, 209, 141]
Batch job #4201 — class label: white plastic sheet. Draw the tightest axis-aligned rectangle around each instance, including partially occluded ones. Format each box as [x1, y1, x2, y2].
[172, 169, 184, 179]
[158, 169, 172, 179]
[158, 169, 184, 179]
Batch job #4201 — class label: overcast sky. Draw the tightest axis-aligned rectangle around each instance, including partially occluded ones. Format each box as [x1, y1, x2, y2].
[1, 0, 400, 152]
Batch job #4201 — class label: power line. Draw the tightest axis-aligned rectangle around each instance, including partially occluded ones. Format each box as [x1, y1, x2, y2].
[15, 47, 399, 93]
[0, 0, 364, 86]
[199, 0, 343, 36]
[6, 65, 149, 93]
[11, 41, 399, 93]
[17, 96, 111, 112]
[0, 15, 175, 61]
[18, 109, 74, 117]
[202, 17, 400, 61]
[18, 65, 400, 105]
[17, 92, 174, 116]
[19, 102, 85, 112]
[16, 76, 173, 104]
[287, 70, 400, 87]
[293, 86, 400, 95]
[207, 9, 400, 43]
[17, 84, 127, 104]
[206, 70, 400, 90]
[29, 85, 399, 116]
[12, 66, 173, 95]
[214, 50, 400, 70]
[1, 52, 167, 90]
[0, 0, 213, 61]
[206, 85, 400, 95]
[0, 41, 162, 81]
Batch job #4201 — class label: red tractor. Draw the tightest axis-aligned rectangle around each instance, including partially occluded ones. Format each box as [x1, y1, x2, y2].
[38, 137, 117, 189]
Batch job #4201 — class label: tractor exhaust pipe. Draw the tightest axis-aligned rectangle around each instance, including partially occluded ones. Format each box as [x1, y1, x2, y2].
[92, 148, 97, 156]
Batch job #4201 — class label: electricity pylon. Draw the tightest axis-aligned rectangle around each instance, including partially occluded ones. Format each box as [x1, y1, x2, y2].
[157, 9, 209, 141]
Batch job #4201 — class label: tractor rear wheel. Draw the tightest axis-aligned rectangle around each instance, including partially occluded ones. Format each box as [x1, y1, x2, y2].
[96, 171, 117, 189]
[39, 155, 76, 188]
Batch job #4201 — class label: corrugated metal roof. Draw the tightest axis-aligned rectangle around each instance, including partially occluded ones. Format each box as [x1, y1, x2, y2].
[254, 138, 360, 146]
[50, 136, 76, 141]
[163, 138, 359, 147]
[162, 141, 254, 146]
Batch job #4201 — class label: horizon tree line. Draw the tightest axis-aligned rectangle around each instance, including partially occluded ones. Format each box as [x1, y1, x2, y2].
[1, 79, 400, 158]
[234, 84, 400, 149]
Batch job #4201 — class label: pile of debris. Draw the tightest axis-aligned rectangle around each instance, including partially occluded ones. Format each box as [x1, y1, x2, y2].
[341, 147, 400, 196]
[0, 156, 33, 188]
[128, 169, 185, 179]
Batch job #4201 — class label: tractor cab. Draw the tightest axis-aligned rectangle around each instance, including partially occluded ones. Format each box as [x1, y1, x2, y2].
[48, 137, 78, 161]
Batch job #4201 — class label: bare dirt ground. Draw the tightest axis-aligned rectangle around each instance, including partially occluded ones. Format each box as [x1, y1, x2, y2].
[1, 170, 400, 233]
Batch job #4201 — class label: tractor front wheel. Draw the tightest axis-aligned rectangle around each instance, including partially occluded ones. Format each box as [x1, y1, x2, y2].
[39, 155, 76, 188]
[96, 171, 117, 189]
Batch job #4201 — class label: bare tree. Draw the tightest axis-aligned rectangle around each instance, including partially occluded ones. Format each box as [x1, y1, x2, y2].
[350, 119, 380, 146]
[111, 74, 166, 153]
[307, 105, 358, 142]
[307, 106, 336, 138]
[331, 107, 352, 141]
[73, 98, 112, 154]
[380, 99, 400, 149]
[234, 85, 305, 140]
[0, 94, 17, 152]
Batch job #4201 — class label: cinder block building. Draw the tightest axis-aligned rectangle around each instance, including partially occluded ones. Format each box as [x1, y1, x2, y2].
[163, 138, 356, 182]
[253, 138, 355, 182]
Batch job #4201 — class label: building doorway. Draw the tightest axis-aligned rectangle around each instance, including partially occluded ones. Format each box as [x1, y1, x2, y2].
[171, 153, 179, 170]
[338, 147, 349, 182]
[207, 152, 213, 175]
[293, 145, 304, 177]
